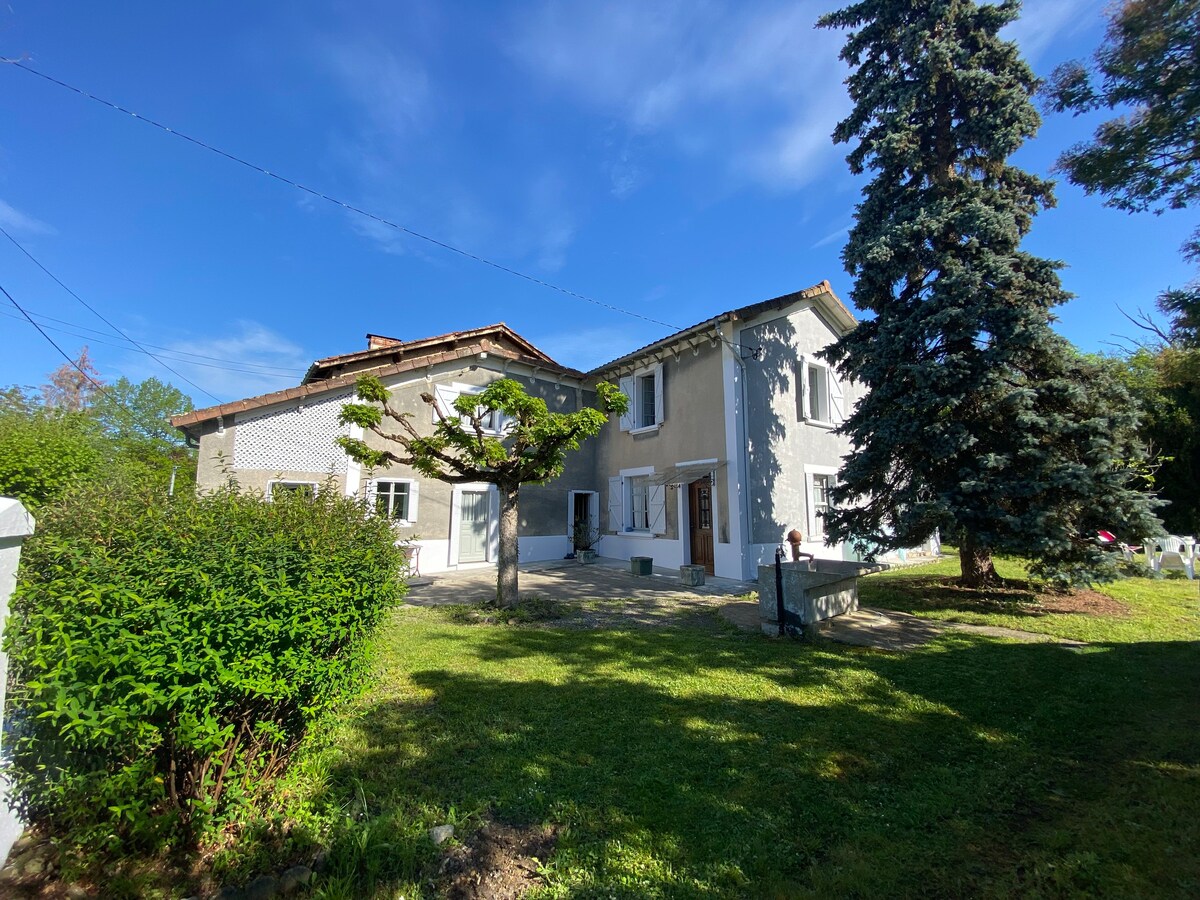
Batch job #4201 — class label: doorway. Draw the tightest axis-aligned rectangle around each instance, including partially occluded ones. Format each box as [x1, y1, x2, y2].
[688, 477, 715, 575]
[457, 490, 490, 563]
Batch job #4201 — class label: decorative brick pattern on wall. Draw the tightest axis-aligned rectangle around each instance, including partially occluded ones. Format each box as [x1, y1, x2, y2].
[233, 392, 353, 473]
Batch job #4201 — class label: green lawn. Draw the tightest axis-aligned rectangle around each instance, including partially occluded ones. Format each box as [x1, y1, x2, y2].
[250, 566, 1199, 899]
[859, 552, 1200, 643]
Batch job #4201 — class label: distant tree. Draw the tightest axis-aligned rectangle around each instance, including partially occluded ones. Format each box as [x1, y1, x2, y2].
[339, 377, 626, 607]
[91, 376, 196, 488]
[1049, 0, 1199, 233]
[0, 384, 40, 416]
[1050, 0, 1200, 332]
[41, 346, 103, 412]
[816, 0, 1160, 586]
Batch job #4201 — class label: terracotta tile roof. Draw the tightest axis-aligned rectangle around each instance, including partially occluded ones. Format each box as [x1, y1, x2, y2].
[589, 280, 854, 374]
[171, 340, 586, 431]
[303, 323, 557, 383]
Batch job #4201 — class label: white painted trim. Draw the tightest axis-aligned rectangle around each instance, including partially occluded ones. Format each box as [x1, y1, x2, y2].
[619, 465, 655, 478]
[628, 423, 661, 436]
[266, 479, 320, 500]
[566, 490, 600, 540]
[676, 457, 719, 467]
[804, 464, 839, 543]
[720, 320, 750, 579]
[449, 482, 498, 567]
[372, 477, 419, 526]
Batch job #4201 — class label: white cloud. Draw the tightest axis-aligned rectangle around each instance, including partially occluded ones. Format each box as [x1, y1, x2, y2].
[1003, 0, 1104, 64]
[508, 1, 850, 190]
[118, 321, 311, 404]
[811, 224, 850, 250]
[0, 198, 55, 236]
[321, 39, 431, 141]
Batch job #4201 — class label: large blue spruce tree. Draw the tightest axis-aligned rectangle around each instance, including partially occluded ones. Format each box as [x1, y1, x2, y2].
[817, 0, 1159, 586]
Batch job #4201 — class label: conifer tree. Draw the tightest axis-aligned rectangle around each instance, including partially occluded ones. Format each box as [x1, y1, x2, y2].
[817, 0, 1159, 586]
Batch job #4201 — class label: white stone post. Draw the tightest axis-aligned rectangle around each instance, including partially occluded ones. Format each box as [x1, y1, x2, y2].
[0, 498, 35, 864]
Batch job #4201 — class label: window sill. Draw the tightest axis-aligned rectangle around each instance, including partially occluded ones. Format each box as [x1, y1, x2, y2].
[629, 423, 661, 436]
[803, 419, 835, 430]
[620, 530, 657, 539]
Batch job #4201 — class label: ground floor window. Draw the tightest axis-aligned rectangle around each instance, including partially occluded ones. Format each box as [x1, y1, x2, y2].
[268, 480, 318, 501]
[374, 480, 412, 522]
[628, 475, 650, 530]
[811, 473, 832, 537]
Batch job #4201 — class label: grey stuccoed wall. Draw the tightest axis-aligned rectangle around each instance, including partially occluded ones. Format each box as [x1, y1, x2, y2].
[0, 498, 35, 864]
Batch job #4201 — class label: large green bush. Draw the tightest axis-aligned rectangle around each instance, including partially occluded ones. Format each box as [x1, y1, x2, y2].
[4, 483, 407, 853]
[0, 409, 100, 508]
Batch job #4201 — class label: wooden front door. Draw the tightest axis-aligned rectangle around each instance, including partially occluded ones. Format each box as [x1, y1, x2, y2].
[688, 478, 715, 575]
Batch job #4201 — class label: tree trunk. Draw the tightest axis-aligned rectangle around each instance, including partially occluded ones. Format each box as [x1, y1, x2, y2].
[496, 483, 520, 608]
[959, 531, 999, 588]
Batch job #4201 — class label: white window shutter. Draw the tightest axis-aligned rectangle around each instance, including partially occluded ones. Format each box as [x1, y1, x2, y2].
[806, 473, 818, 537]
[653, 362, 665, 425]
[797, 356, 810, 420]
[618, 377, 635, 431]
[828, 369, 846, 424]
[408, 481, 420, 523]
[648, 484, 667, 535]
[608, 477, 623, 530]
[365, 479, 379, 512]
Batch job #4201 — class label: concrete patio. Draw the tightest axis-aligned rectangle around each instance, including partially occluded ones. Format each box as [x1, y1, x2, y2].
[405, 556, 756, 607]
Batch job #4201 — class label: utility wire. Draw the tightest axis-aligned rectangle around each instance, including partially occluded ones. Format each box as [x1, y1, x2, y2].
[0, 307, 303, 378]
[5, 59, 759, 357]
[1, 223, 225, 403]
[0, 303, 305, 374]
[2, 278, 107, 395]
[2, 278, 193, 434]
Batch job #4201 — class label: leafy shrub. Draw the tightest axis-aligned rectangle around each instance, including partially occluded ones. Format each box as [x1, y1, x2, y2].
[0, 409, 100, 507]
[4, 482, 407, 854]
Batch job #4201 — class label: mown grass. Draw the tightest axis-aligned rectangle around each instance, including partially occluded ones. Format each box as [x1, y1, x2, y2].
[251, 568, 1200, 899]
[859, 551, 1200, 643]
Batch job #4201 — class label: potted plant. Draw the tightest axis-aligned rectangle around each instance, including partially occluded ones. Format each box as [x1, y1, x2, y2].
[572, 520, 602, 564]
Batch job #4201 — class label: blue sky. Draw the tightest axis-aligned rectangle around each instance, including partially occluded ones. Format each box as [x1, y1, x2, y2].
[1, 0, 1195, 407]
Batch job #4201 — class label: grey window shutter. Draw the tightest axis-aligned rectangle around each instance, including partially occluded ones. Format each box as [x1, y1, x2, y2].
[653, 362, 665, 425]
[608, 476, 623, 530]
[618, 377, 635, 431]
[648, 484, 667, 535]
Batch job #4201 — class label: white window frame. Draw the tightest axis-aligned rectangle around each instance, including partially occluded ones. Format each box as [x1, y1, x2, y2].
[372, 478, 419, 526]
[267, 479, 319, 501]
[433, 382, 506, 436]
[798, 358, 833, 428]
[619, 362, 665, 434]
[804, 465, 838, 541]
[610, 466, 666, 536]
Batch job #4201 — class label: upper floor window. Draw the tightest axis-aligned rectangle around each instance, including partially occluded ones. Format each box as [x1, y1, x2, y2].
[619, 362, 664, 433]
[797, 358, 841, 426]
[434, 383, 505, 435]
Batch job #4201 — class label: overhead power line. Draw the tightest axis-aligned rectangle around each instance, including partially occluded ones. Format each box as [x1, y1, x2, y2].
[0, 301, 305, 374]
[4, 59, 759, 357]
[2, 278, 107, 395]
[0, 307, 303, 379]
[1, 223, 225, 403]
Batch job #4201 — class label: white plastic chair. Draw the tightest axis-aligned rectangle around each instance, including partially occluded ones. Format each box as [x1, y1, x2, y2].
[1144, 535, 1196, 579]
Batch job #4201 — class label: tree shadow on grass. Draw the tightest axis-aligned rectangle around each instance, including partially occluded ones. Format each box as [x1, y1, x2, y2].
[307, 625, 1199, 898]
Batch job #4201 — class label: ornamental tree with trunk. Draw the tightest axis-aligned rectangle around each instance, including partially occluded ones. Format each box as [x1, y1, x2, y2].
[816, 0, 1159, 586]
[339, 376, 627, 607]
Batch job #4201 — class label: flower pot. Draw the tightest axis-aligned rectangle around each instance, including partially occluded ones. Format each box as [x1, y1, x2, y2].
[631, 556, 653, 576]
[577, 549, 598, 564]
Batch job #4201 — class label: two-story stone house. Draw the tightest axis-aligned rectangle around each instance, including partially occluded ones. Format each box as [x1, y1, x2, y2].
[172, 280, 889, 582]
